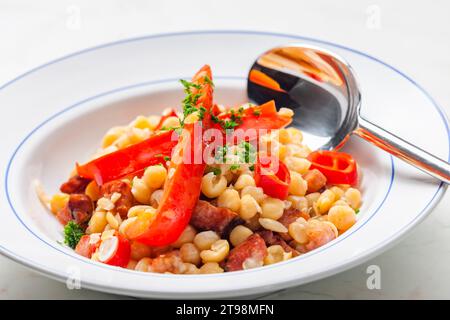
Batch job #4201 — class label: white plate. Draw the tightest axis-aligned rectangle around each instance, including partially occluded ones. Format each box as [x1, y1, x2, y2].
[0, 31, 448, 299]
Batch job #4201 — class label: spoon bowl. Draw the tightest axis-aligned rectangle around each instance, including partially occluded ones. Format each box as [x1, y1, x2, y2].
[247, 44, 450, 183]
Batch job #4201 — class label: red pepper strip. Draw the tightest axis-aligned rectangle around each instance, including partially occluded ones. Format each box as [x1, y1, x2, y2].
[127, 65, 214, 246]
[97, 232, 131, 268]
[236, 100, 292, 131]
[155, 108, 178, 130]
[307, 150, 358, 186]
[254, 155, 291, 200]
[249, 70, 286, 93]
[213, 100, 292, 142]
[77, 130, 177, 185]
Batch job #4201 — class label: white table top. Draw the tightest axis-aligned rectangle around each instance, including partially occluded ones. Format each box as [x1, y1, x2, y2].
[1, 0, 449, 299]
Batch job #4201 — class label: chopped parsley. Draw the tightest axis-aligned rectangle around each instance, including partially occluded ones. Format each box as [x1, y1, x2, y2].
[215, 145, 228, 163]
[230, 164, 240, 171]
[206, 166, 222, 176]
[179, 79, 202, 127]
[249, 164, 255, 171]
[238, 141, 256, 164]
[203, 75, 214, 87]
[198, 106, 207, 120]
[355, 208, 360, 214]
[253, 109, 261, 116]
[155, 154, 171, 162]
[64, 221, 84, 249]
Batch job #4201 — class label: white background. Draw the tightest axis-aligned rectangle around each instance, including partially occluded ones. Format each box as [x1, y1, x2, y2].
[0, 0, 449, 299]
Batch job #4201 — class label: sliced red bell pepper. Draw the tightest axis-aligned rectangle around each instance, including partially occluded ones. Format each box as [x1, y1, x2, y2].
[155, 108, 179, 130]
[126, 65, 214, 246]
[236, 100, 292, 132]
[307, 150, 358, 186]
[254, 155, 291, 200]
[212, 100, 292, 142]
[97, 232, 131, 268]
[76, 130, 178, 185]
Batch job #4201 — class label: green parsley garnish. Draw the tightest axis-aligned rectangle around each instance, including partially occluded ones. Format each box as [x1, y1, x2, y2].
[163, 156, 170, 161]
[230, 164, 240, 171]
[355, 208, 360, 214]
[206, 166, 222, 176]
[238, 141, 256, 164]
[159, 125, 182, 132]
[253, 110, 261, 116]
[203, 75, 214, 87]
[64, 221, 84, 249]
[215, 145, 228, 163]
[179, 79, 204, 127]
[198, 106, 207, 120]
[249, 164, 255, 171]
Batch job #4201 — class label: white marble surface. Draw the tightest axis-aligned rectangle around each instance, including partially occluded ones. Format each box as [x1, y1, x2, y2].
[0, 0, 449, 299]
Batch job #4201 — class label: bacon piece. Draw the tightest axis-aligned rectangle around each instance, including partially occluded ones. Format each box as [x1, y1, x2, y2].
[278, 208, 310, 228]
[190, 200, 243, 236]
[149, 251, 186, 274]
[291, 220, 336, 253]
[100, 180, 134, 218]
[257, 230, 300, 257]
[303, 169, 327, 193]
[225, 234, 267, 272]
[60, 175, 91, 194]
[56, 194, 94, 227]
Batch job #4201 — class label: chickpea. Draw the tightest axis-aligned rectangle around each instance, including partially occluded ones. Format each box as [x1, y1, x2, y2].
[284, 157, 311, 174]
[200, 239, 230, 263]
[234, 174, 256, 190]
[229, 225, 253, 247]
[328, 205, 356, 232]
[201, 172, 227, 198]
[180, 243, 201, 265]
[131, 177, 152, 204]
[240, 186, 265, 204]
[288, 221, 309, 244]
[200, 262, 224, 274]
[217, 189, 240, 212]
[193, 231, 220, 251]
[288, 171, 308, 196]
[264, 245, 292, 265]
[142, 165, 167, 189]
[172, 225, 197, 248]
[239, 194, 261, 220]
[261, 197, 285, 220]
[305, 192, 320, 206]
[344, 188, 362, 209]
[316, 190, 336, 214]
[287, 195, 309, 212]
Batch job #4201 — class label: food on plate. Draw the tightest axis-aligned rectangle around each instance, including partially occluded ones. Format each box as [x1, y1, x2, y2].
[38, 65, 362, 274]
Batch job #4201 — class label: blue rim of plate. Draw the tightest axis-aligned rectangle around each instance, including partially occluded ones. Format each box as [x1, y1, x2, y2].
[0, 30, 448, 283]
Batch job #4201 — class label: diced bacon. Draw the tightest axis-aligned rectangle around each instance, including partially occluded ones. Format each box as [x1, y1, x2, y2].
[100, 180, 134, 218]
[60, 175, 91, 194]
[149, 251, 186, 274]
[191, 200, 243, 236]
[225, 234, 267, 272]
[257, 230, 300, 257]
[278, 208, 310, 228]
[56, 193, 94, 227]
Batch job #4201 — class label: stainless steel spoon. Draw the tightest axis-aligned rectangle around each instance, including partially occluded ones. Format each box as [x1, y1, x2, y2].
[247, 44, 450, 183]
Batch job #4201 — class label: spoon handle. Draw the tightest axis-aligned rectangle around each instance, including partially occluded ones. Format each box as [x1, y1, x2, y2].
[354, 116, 450, 184]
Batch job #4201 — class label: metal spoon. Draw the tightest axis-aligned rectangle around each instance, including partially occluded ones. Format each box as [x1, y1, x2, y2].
[247, 44, 450, 183]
